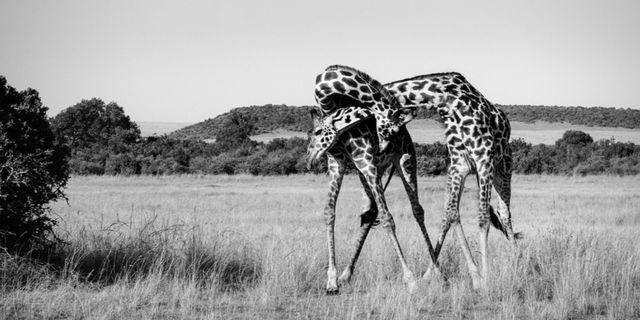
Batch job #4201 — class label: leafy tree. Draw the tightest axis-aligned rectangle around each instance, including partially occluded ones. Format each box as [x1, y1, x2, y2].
[214, 110, 256, 151]
[51, 98, 141, 151]
[556, 130, 594, 147]
[553, 130, 593, 173]
[0, 76, 70, 252]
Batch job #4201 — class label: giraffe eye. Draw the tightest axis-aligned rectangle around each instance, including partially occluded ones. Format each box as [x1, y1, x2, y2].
[314, 128, 323, 135]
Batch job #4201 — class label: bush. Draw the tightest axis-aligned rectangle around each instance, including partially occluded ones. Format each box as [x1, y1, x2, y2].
[0, 76, 70, 252]
[50, 98, 141, 151]
[573, 156, 608, 176]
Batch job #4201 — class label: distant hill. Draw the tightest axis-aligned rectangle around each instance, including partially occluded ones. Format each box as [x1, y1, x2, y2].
[168, 104, 640, 142]
[498, 105, 640, 128]
[169, 104, 314, 140]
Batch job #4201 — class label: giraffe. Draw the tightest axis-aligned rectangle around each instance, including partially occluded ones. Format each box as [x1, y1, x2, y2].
[317, 71, 521, 289]
[314, 65, 415, 153]
[306, 105, 437, 295]
[382, 72, 522, 289]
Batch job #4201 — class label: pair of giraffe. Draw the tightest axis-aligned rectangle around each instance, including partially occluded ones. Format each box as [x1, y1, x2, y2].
[306, 65, 520, 294]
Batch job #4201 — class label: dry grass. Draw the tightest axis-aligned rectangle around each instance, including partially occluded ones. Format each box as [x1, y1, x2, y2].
[1, 174, 639, 319]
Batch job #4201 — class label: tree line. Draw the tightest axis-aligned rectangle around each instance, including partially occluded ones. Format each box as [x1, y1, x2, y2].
[46, 100, 640, 176]
[2, 76, 639, 253]
[169, 103, 640, 140]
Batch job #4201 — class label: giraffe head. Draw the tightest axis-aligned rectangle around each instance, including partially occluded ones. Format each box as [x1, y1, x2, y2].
[306, 108, 337, 169]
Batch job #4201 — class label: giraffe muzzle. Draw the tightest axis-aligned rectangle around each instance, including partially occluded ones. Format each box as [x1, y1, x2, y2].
[306, 149, 324, 170]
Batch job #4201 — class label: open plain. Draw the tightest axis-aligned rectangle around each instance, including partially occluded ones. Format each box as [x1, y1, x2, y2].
[2, 174, 640, 319]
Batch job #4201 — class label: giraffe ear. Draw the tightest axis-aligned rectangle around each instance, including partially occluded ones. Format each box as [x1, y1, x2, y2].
[309, 108, 321, 119]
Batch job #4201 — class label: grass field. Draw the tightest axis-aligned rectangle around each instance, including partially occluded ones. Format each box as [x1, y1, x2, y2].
[2, 174, 640, 319]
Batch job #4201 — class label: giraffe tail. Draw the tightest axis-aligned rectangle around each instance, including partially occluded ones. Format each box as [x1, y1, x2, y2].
[489, 206, 523, 240]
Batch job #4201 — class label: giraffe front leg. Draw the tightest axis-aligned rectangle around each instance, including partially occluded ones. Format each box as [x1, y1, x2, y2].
[324, 155, 344, 295]
[396, 154, 441, 279]
[424, 222, 450, 280]
[364, 172, 417, 292]
[423, 170, 456, 280]
[337, 175, 377, 286]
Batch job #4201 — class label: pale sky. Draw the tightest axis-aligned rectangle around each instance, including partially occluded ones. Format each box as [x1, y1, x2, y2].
[1, 0, 639, 123]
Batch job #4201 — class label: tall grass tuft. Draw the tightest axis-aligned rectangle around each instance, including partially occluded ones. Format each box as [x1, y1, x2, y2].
[0, 249, 56, 291]
[0, 216, 262, 292]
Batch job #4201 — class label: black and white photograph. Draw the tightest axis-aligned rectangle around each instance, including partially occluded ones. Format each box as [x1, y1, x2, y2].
[1, 0, 639, 318]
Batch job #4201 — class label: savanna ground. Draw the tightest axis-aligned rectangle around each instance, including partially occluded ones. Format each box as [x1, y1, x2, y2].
[1, 174, 640, 319]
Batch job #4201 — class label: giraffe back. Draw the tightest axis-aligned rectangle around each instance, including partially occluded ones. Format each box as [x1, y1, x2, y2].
[383, 73, 512, 165]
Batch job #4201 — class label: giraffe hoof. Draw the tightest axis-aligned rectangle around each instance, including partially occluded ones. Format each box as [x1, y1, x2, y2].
[337, 272, 352, 286]
[403, 272, 418, 293]
[423, 266, 443, 281]
[326, 287, 340, 295]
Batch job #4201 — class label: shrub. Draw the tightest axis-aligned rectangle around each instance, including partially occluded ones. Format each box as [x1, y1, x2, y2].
[0, 76, 70, 252]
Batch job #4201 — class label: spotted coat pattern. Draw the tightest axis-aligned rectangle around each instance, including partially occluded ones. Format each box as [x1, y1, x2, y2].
[307, 109, 437, 295]
[385, 72, 518, 289]
[317, 72, 519, 289]
[314, 65, 413, 152]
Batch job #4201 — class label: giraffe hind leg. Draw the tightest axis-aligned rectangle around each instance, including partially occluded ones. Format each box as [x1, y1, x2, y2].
[361, 164, 417, 292]
[492, 157, 522, 243]
[476, 162, 493, 289]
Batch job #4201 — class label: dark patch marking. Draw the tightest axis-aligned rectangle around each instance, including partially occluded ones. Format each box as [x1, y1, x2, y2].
[324, 71, 339, 81]
[428, 83, 443, 93]
[343, 77, 358, 88]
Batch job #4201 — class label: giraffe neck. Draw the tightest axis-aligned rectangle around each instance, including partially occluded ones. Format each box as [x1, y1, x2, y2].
[384, 72, 484, 114]
[331, 117, 412, 171]
[321, 106, 374, 133]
